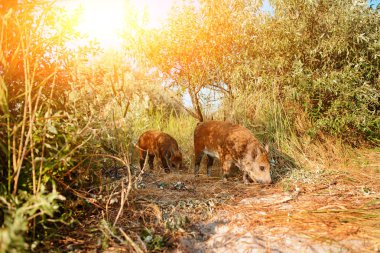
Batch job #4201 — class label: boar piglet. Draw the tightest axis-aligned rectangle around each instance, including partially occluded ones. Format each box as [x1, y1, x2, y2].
[137, 130, 182, 173]
[194, 121, 271, 184]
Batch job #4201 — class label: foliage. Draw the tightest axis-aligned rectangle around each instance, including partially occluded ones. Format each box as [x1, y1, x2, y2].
[141, 228, 166, 252]
[0, 1, 78, 112]
[0, 1, 92, 251]
[137, 0, 380, 145]
[0, 184, 65, 253]
[258, 0, 380, 144]
[137, 0, 264, 121]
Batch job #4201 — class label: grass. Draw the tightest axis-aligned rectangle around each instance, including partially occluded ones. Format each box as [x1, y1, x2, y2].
[130, 108, 197, 168]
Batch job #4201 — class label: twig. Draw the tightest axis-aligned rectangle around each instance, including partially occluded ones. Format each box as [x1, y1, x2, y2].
[105, 180, 121, 221]
[63, 159, 87, 177]
[53, 176, 104, 210]
[119, 228, 145, 253]
[112, 179, 125, 226]
[113, 162, 132, 226]
[101, 221, 123, 243]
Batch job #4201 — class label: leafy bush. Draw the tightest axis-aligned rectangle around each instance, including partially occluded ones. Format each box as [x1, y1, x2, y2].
[288, 64, 380, 144]
[259, 0, 380, 144]
[0, 185, 64, 253]
[0, 2, 94, 251]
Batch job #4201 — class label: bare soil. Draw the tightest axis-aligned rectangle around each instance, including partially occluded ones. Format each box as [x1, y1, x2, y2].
[47, 150, 380, 252]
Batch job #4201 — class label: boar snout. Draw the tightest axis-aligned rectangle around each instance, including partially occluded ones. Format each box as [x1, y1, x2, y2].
[249, 175, 272, 185]
[257, 178, 272, 185]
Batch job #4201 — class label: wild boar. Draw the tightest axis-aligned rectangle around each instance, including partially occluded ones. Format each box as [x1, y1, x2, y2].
[137, 130, 182, 173]
[193, 120, 271, 184]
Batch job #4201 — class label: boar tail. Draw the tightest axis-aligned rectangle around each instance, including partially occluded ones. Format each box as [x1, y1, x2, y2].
[133, 143, 145, 151]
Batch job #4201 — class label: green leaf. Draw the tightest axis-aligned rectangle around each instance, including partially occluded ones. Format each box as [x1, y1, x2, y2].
[47, 124, 58, 135]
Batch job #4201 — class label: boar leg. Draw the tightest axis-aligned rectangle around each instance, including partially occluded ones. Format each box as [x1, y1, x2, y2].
[221, 158, 233, 182]
[194, 152, 204, 176]
[139, 151, 148, 170]
[206, 155, 214, 176]
[243, 171, 250, 184]
[162, 153, 171, 173]
[148, 154, 155, 170]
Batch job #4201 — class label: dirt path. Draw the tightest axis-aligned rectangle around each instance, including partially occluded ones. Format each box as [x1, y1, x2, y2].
[49, 150, 380, 252]
[133, 171, 379, 253]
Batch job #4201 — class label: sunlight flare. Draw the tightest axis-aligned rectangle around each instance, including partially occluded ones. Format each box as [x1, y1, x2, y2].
[64, 0, 178, 48]
[75, 0, 126, 48]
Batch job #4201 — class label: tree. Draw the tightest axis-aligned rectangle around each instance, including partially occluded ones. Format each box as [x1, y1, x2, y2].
[136, 0, 380, 143]
[137, 0, 262, 121]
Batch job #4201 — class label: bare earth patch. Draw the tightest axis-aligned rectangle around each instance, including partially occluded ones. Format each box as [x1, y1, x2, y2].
[48, 150, 380, 252]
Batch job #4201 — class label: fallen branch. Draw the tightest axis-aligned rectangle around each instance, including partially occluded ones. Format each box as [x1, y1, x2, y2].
[53, 176, 104, 210]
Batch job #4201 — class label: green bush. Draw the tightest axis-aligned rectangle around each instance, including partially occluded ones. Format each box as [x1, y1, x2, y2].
[288, 64, 380, 144]
[0, 185, 64, 253]
[252, 0, 380, 144]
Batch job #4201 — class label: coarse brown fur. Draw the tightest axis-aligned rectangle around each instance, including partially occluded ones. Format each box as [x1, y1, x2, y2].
[194, 121, 271, 184]
[137, 130, 183, 173]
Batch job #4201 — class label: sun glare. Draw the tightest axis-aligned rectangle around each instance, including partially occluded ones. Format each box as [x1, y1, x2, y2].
[74, 0, 126, 48]
[136, 0, 177, 28]
[64, 0, 178, 49]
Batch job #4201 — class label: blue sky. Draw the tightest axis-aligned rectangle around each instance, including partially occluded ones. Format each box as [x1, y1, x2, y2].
[262, 0, 273, 13]
[369, 0, 380, 7]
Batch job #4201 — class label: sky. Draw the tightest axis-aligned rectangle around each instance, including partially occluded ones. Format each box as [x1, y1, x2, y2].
[262, 0, 274, 13]
[369, 0, 380, 7]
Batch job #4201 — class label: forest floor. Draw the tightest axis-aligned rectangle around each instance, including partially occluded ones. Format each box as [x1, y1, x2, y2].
[47, 149, 380, 252]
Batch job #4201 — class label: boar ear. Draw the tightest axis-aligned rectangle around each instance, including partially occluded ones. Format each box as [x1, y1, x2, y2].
[264, 143, 270, 152]
[256, 147, 262, 156]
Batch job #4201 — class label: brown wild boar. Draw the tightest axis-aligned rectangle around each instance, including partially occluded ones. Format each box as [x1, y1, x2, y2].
[137, 130, 182, 173]
[194, 121, 271, 184]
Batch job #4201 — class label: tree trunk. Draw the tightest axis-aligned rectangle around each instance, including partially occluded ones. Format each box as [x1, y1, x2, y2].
[189, 87, 204, 122]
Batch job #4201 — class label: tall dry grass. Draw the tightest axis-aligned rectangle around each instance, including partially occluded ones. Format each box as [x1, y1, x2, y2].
[0, 6, 95, 251]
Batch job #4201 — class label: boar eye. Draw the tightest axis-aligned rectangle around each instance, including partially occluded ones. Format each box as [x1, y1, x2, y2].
[259, 166, 265, 171]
